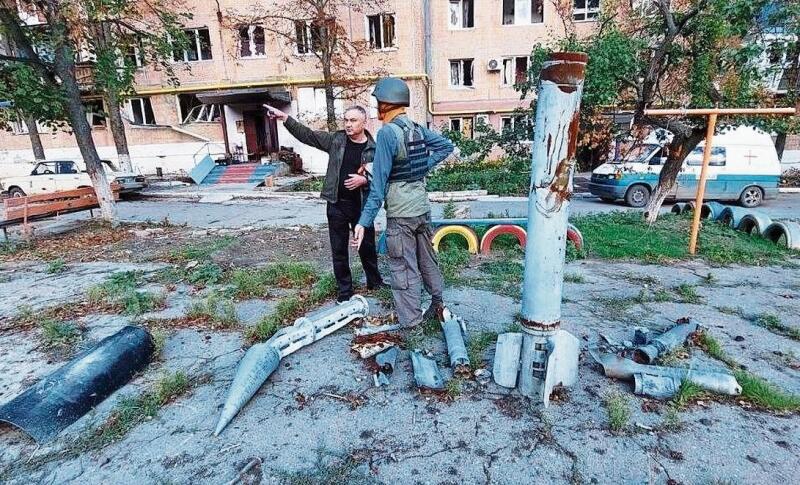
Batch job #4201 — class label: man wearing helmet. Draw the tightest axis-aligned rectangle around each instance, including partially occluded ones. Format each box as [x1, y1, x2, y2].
[352, 77, 455, 328]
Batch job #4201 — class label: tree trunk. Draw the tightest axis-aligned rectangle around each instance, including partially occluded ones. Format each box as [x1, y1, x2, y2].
[775, 132, 787, 161]
[324, 83, 337, 132]
[51, 31, 116, 221]
[643, 130, 707, 223]
[105, 90, 133, 172]
[24, 114, 46, 161]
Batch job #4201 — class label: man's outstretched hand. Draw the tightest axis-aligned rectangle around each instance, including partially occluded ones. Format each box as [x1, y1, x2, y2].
[351, 224, 365, 249]
[263, 104, 288, 122]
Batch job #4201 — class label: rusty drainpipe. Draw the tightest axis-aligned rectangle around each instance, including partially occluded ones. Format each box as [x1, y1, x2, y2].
[517, 52, 588, 406]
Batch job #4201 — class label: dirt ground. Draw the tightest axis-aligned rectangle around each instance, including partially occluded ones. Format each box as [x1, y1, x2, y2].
[1, 222, 799, 485]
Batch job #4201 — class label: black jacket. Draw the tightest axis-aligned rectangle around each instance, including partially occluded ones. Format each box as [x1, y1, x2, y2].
[284, 117, 375, 205]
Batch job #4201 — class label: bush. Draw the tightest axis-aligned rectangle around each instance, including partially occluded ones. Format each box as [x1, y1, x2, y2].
[427, 157, 530, 196]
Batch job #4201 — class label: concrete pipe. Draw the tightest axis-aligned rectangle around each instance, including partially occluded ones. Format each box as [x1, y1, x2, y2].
[432, 225, 480, 254]
[479, 225, 527, 255]
[737, 213, 773, 236]
[762, 221, 800, 250]
[718, 206, 750, 228]
[700, 201, 726, 221]
[671, 203, 688, 215]
[567, 224, 584, 251]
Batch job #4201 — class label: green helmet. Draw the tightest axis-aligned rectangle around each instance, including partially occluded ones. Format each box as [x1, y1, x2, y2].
[372, 77, 410, 106]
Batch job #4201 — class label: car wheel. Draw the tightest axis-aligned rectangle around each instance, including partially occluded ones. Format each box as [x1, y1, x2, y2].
[8, 187, 26, 198]
[625, 184, 650, 208]
[739, 186, 763, 208]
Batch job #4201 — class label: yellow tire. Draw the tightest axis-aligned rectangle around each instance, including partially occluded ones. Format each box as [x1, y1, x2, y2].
[432, 225, 479, 254]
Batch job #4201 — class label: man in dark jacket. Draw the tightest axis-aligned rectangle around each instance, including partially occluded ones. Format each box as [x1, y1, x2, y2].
[265, 104, 386, 302]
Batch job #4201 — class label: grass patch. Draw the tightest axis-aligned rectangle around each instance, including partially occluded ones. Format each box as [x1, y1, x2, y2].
[150, 328, 169, 357]
[564, 272, 586, 284]
[228, 262, 318, 299]
[655, 347, 689, 368]
[446, 378, 463, 400]
[471, 258, 524, 299]
[695, 331, 800, 412]
[168, 236, 235, 263]
[673, 380, 706, 408]
[87, 271, 165, 316]
[287, 177, 324, 192]
[438, 247, 470, 284]
[674, 284, 704, 304]
[754, 313, 800, 341]
[187, 294, 239, 329]
[41, 319, 80, 348]
[570, 212, 796, 266]
[45, 258, 67, 274]
[716, 305, 746, 318]
[734, 370, 800, 413]
[603, 391, 630, 433]
[374, 286, 394, 307]
[662, 404, 682, 431]
[467, 331, 497, 371]
[404, 328, 425, 351]
[79, 372, 192, 450]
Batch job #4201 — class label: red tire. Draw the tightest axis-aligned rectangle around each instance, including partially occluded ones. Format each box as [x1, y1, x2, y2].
[480, 225, 527, 255]
[567, 224, 583, 251]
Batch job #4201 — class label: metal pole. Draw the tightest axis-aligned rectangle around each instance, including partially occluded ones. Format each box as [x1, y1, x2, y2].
[518, 52, 587, 405]
[688, 113, 718, 255]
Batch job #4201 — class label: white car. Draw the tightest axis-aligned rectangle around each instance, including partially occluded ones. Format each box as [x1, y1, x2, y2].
[0, 159, 146, 198]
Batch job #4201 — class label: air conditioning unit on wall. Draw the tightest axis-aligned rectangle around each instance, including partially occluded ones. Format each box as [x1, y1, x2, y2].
[487, 58, 502, 71]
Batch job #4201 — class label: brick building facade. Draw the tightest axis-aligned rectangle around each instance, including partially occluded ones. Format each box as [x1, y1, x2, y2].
[2, 1, 603, 177]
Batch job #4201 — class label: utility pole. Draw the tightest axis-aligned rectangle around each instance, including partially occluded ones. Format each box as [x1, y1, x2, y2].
[518, 52, 588, 406]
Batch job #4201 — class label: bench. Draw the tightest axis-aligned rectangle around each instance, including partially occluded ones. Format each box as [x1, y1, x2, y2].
[1, 186, 120, 241]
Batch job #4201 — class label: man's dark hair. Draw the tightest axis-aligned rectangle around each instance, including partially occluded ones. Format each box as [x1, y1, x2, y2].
[344, 105, 368, 119]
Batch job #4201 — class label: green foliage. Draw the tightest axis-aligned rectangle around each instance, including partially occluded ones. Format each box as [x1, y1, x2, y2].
[754, 313, 800, 341]
[45, 258, 67, 274]
[41, 319, 80, 348]
[228, 262, 318, 299]
[673, 380, 706, 408]
[187, 293, 239, 328]
[86, 271, 164, 315]
[603, 391, 630, 433]
[185, 262, 224, 286]
[467, 331, 497, 371]
[442, 201, 457, 219]
[438, 246, 470, 284]
[735, 370, 800, 412]
[427, 157, 530, 196]
[674, 284, 704, 304]
[570, 212, 795, 266]
[168, 236, 236, 263]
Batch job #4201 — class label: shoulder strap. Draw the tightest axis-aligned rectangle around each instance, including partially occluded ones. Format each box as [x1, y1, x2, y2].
[386, 122, 407, 160]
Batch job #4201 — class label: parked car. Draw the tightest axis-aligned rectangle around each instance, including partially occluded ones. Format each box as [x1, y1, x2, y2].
[589, 126, 781, 208]
[0, 159, 146, 198]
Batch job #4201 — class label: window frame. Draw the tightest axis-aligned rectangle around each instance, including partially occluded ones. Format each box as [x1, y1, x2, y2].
[238, 24, 266, 58]
[448, 0, 475, 30]
[173, 27, 213, 63]
[502, 0, 544, 26]
[295, 20, 325, 56]
[449, 58, 475, 88]
[573, 0, 600, 22]
[366, 12, 397, 51]
[448, 116, 474, 138]
[84, 99, 107, 128]
[501, 56, 529, 86]
[685, 146, 727, 167]
[126, 97, 157, 126]
[177, 94, 221, 124]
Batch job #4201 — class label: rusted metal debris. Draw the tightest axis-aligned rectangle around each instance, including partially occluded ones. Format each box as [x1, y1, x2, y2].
[441, 308, 470, 376]
[634, 318, 699, 364]
[410, 351, 445, 390]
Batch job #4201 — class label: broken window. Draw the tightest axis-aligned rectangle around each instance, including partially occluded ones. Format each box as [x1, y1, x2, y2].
[449, 117, 474, 138]
[124, 40, 145, 68]
[449, 59, 474, 87]
[295, 20, 325, 54]
[449, 0, 474, 29]
[126, 97, 156, 125]
[177, 94, 220, 124]
[239, 25, 266, 57]
[501, 56, 529, 85]
[367, 13, 396, 50]
[573, 0, 600, 21]
[502, 0, 544, 25]
[84, 100, 106, 127]
[173, 28, 212, 62]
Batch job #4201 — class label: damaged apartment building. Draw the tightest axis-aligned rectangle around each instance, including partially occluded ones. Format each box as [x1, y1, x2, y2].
[0, 1, 604, 177]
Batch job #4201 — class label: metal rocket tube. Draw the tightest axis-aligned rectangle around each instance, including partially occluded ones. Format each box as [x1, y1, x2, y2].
[517, 52, 588, 405]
